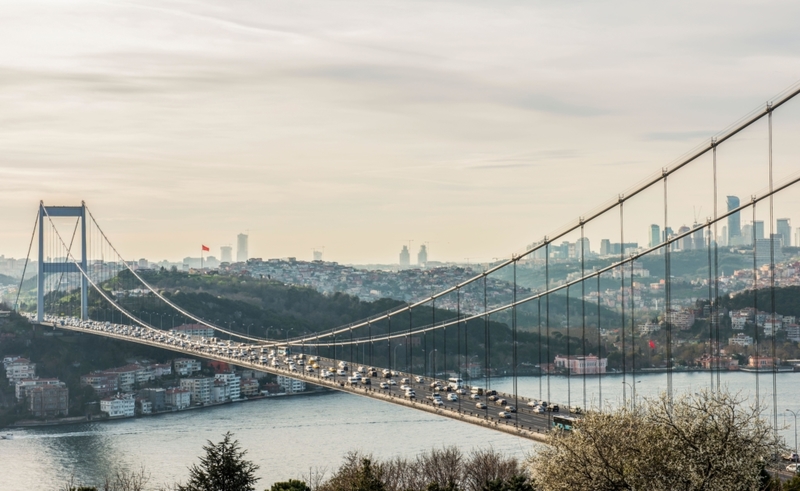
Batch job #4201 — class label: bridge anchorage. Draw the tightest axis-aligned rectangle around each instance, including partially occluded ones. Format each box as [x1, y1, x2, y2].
[13, 81, 800, 443]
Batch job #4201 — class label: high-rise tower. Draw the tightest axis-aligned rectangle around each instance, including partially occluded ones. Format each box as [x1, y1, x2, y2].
[236, 233, 249, 262]
[727, 196, 741, 246]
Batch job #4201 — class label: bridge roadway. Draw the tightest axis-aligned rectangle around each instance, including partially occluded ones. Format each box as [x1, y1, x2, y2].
[32, 315, 568, 443]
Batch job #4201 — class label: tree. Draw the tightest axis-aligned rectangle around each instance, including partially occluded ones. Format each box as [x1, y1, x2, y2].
[529, 388, 785, 491]
[270, 480, 311, 491]
[178, 432, 260, 491]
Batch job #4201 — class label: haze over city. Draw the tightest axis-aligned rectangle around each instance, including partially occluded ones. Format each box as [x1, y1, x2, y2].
[3, 0, 800, 265]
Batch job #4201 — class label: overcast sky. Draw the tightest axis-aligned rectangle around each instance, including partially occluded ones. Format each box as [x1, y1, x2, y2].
[2, 0, 800, 265]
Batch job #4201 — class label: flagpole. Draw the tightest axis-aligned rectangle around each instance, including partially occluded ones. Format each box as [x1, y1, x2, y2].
[201, 245, 204, 270]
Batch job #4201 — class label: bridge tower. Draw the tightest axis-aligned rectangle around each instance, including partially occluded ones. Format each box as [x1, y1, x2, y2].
[37, 201, 89, 323]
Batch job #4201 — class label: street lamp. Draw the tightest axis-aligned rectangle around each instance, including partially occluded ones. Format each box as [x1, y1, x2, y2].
[622, 380, 641, 410]
[428, 349, 438, 378]
[787, 409, 798, 457]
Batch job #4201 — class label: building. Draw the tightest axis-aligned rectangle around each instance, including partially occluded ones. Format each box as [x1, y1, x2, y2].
[276, 375, 306, 393]
[600, 239, 611, 256]
[28, 384, 68, 418]
[692, 224, 705, 250]
[755, 238, 784, 266]
[170, 324, 215, 339]
[240, 378, 260, 397]
[165, 388, 191, 409]
[137, 398, 153, 415]
[649, 224, 661, 248]
[211, 379, 229, 403]
[214, 373, 241, 401]
[174, 358, 202, 376]
[553, 354, 607, 375]
[180, 377, 212, 405]
[727, 196, 741, 245]
[106, 365, 141, 392]
[236, 233, 249, 262]
[139, 388, 166, 412]
[786, 324, 800, 342]
[399, 246, 410, 269]
[5, 357, 36, 383]
[729, 334, 754, 347]
[417, 244, 428, 267]
[748, 356, 776, 369]
[16, 378, 65, 402]
[679, 225, 692, 250]
[80, 371, 120, 396]
[697, 355, 738, 370]
[100, 393, 136, 418]
[665, 309, 695, 330]
[220, 245, 233, 264]
[638, 322, 661, 335]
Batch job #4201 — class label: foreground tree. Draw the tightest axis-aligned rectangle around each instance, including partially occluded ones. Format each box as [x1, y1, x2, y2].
[178, 432, 260, 491]
[529, 388, 784, 491]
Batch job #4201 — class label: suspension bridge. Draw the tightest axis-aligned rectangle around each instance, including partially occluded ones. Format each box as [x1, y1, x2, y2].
[11, 82, 800, 443]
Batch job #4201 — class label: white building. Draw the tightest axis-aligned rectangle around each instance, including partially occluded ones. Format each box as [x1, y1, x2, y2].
[729, 334, 754, 347]
[15, 378, 65, 401]
[553, 355, 607, 375]
[276, 375, 306, 393]
[100, 394, 136, 418]
[5, 358, 36, 383]
[786, 324, 800, 342]
[215, 373, 241, 401]
[180, 377, 212, 405]
[174, 358, 202, 376]
[638, 322, 661, 334]
[165, 388, 191, 409]
[170, 324, 215, 339]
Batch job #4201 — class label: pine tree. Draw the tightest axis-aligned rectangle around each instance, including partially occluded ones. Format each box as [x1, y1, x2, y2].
[178, 432, 260, 491]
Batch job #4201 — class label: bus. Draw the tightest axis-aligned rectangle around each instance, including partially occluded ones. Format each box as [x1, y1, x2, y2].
[448, 377, 464, 389]
[552, 415, 579, 431]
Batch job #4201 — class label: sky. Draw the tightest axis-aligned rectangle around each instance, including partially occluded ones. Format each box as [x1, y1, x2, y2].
[2, 0, 800, 265]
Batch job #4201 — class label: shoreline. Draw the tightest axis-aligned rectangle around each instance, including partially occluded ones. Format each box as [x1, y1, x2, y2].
[5, 387, 330, 430]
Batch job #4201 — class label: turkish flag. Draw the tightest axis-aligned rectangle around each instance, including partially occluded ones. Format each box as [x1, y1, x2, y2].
[649, 340, 656, 349]
[201, 245, 210, 252]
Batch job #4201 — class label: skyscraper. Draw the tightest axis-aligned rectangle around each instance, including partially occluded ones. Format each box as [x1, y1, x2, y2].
[753, 220, 764, 241]
[649, 224, 661, 248]
[777, 218, 791, 247]
[399, 246, 410, 268]
[417, 244, 428, 267]
[678, 225, 691, 250]
[220, 246, 232, 263]
[692, 223, 705, 250]
[236, 233, 248, 262]
[727, 196, 741, 246]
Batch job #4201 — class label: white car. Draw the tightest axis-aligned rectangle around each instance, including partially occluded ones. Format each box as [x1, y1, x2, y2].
[400, 385, 411, 391]
[415, 376, 424, 383]
[432, 399, 444, 407]
[498, 411, 511, 419]
[447, 393, 458, 401]
[476, 402, 487, 409]
[470, 394, 481, 400]
[388, 379, 397, 385]
[379, 382, 390, 389]
[456, 388, 467, 395]
[400, 378, 410, 384]
[336, 369, 347, 376]
[532, 405, 546, 414]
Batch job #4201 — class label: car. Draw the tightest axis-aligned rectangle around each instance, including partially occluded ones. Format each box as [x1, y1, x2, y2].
[388, 379, 397, 385]
[786, 453, 800, 462]
[550, 404, 560, 412]
[336, 369, 347, 376]
[447, 393, 458, 401]
[432, 399, 444, 407]
[504, 405, 516, 413]
[476, 402, 487, 409]
[305, 366, 314, 372]
[430, 381, 442, 388]
[531, 405, 545, 414]
[470, 394, 481, 400]
[400, 385, 411, 391]
[379, 382, 390, 389]
[788, 463, 799, 472]
[357, 366, 365, 373]
[361, 378, 371, 385]
[495, 398, 507, 406]
[415, 376, 424, 383]
[498, 411, 511, 419]
[401, 378, 410, 384]
[486, 390, 497, 396]
[406, 391, 416, 399]
[456, 388, 467, 395]
[488, 395, 499, 402]
[527, 400, 538, 407]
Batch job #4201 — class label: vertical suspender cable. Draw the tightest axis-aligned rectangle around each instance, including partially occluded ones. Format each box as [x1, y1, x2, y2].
[597, 274, 602, 411]
[768, 103, 778, 437]
[581, 223, 587, 411]
[631, 255, 636, 404]
[546, 241, 551, 405]
[566, 284, 571, 410]
[538, 294, 542, 402]
[513, 259, 518, 424]
[707, 222, 714, 391]
[664, 173, 673, 404]
[712, 140, 721, 392]
[620, 200, 627, 402]
[484, 274, 489, 400]
[753, 202, 760, 403]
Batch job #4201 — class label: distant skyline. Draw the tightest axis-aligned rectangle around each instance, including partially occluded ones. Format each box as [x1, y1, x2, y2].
[3, 1, 800, 264]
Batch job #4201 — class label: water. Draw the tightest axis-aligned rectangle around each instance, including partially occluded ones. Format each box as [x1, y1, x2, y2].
[2, 371, 798, 491]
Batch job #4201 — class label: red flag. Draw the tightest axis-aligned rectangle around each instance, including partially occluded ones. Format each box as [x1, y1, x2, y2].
[201, 245, 210, 252]
[649, 340, 656, 349]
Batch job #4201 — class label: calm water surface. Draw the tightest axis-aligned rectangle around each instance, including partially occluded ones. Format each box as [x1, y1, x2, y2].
[2, 371, 799, 490]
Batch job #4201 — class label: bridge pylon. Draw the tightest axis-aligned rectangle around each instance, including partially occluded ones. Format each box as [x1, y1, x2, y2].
[37, 201, 89, 323]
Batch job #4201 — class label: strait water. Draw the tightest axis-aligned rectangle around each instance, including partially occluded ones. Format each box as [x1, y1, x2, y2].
[2, 371, 799, 491]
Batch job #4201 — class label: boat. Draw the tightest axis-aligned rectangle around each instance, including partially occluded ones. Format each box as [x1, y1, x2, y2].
[0, 433, 13, 440]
